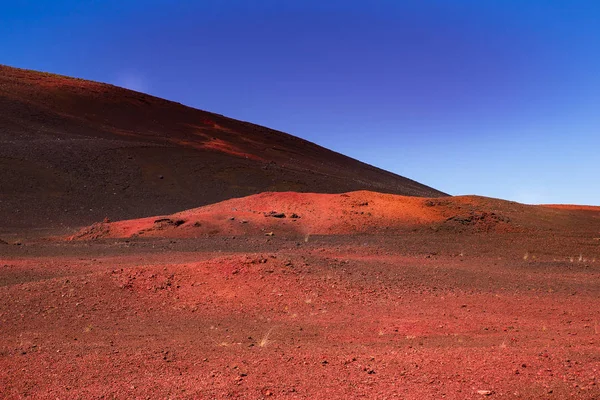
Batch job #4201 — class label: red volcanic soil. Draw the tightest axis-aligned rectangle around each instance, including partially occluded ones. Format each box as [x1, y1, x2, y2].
[2, 230, 600, 399]
[0, 65, 445, 231]
[2, 192, 600, 398]
[72, 190, 600, 240]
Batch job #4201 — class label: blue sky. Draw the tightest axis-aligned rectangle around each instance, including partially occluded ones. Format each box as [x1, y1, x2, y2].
[2, 1, 599, 204]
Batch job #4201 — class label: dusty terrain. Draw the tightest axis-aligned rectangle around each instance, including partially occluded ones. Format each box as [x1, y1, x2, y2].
[0, 65, 444, 231]
[2, 192, 600, 399]
[1, 66, 599, 399]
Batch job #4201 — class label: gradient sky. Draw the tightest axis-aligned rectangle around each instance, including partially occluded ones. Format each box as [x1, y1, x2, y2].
[3, 1, 600, 204]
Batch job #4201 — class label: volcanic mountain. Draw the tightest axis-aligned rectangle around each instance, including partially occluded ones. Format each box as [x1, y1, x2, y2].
[0, 65, 445, 231]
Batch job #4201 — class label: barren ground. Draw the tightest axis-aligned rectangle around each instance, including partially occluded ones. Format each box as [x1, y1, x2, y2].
[1, 228, 599, 399]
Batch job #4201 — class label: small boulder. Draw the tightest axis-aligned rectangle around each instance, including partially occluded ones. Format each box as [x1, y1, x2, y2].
[265, 211, 286, 218]
[154, 218, 185, 229]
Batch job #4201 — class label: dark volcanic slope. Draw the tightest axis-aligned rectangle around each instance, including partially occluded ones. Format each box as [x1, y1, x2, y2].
[0, 65, 446, 230]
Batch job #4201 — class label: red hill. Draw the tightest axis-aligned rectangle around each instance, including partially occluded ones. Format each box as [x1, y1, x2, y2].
[71, 191, 600, 240]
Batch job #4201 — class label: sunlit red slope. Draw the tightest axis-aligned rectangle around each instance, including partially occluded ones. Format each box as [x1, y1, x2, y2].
[542, 204, 600, 212]
[71, 191, 600, 240]
[0, 65, 445, 230]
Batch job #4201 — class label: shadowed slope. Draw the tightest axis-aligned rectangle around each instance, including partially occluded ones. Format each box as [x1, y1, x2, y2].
[0, 65, 445, 230]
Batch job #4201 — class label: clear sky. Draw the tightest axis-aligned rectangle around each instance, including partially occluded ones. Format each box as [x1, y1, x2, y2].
[3, 1, 599, 204]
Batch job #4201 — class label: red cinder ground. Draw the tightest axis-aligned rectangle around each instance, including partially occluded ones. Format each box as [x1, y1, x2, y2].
[2, 192, 600, 399]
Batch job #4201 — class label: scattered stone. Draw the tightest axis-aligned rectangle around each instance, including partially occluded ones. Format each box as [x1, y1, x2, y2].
[265, 211, 286, 218]
[446, 212, 510, 226]
[477, 390, 493, 396]
[154, 218, 185, 228]
[0, 238, 7, 245]
[265, 232, 275, 236]
[290, 213, 300, 219]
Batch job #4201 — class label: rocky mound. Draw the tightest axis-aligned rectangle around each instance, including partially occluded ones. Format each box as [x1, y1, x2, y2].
[71, 191, 600, 240]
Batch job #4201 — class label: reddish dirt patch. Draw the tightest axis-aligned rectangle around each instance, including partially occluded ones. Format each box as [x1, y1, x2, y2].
[200, 138, 265, 161]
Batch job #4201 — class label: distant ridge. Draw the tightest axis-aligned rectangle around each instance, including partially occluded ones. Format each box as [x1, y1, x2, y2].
[0, 65, 446, 230]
